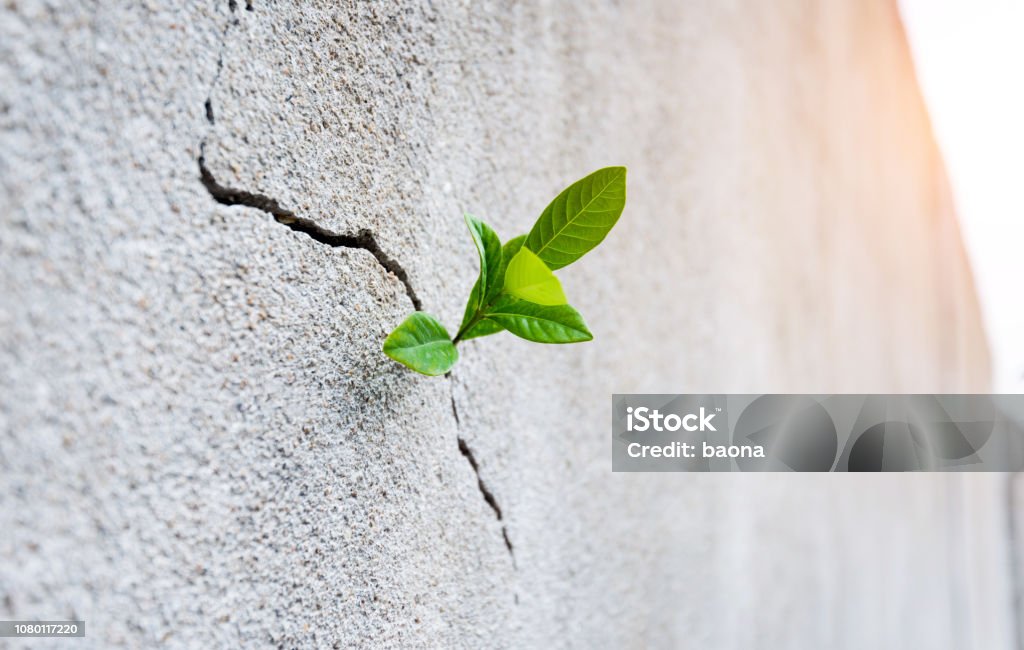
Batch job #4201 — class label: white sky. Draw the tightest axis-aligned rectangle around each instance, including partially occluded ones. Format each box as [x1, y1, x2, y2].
[899, 0, 1024, 392]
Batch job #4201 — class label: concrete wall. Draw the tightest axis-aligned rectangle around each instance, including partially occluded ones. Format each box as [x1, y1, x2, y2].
[0, 1, 1008, 648]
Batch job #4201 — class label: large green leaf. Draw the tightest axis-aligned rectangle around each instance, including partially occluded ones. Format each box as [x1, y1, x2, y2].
[382, 312, 458, 375]
[525, 166, 626, 270]
[459, 215, 503, 332]
[503, 247, 567, 305]
[483, 296, 593, 344]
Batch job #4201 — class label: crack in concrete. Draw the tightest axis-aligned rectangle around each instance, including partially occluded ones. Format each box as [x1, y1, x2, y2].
[451, 390, 515, 560]
[201, 0, 510, 567]
[204, 7, 239, 126]
[457, 435, 515, 557]
[199, 4, 424, 311]
[197, 149, 422, 310]
[457, 436, 503, 520]
[450, 391, 460, 425]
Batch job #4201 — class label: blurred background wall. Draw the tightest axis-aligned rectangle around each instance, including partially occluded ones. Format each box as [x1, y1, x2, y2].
[0, 1, 1011, 648]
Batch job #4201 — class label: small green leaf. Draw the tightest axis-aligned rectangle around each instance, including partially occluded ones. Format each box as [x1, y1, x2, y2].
[458, 215, 503, 334]
[459, 318, 504, 341]
[483, 296, 593, 344]
[526, 166, 626, 270]
[503, 247, 567, 305]
[382, 312, 458, 375]
[490, 234, 526, 302]
[458, 234, 527, 340]
[464, 214, 502, 310]
[458, 277, 484, 333]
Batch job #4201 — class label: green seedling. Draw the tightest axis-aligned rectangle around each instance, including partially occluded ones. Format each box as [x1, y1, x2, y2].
[382, 166, 627, 376]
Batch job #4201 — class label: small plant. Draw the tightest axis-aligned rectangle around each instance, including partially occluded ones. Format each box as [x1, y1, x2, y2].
[382, 167, 627, 376]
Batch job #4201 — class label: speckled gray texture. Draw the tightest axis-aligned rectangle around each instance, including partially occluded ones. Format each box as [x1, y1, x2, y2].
[0, 1, 1009, 648]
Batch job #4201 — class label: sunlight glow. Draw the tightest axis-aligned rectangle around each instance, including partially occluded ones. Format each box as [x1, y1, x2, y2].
[900, 0, 1024, 391]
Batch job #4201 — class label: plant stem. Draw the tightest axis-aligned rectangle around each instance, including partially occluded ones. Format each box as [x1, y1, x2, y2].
[453, 309, 485, 345]
[452, 292, 503, 345]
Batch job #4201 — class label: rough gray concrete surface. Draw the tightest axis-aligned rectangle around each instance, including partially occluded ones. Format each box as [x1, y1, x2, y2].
[0, 1, 1010, 648]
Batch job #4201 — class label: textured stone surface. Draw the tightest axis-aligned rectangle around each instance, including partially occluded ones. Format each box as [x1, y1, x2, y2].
[0, 1, 1007, 648]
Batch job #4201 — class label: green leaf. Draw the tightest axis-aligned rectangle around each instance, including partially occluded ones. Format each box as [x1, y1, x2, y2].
[491, 235, 526, 302]
[503, 247, 567, 305]
[382, 312, 458, 375]
[458, 234, 527, 340]
[458, 215, 503, 334]
[464, 214, 502, 310]
[483, 296, 593, 344]
[459, 318, 504, 341]
[458, 277, 484, 333]
[526, 166, 626, 270]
